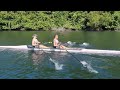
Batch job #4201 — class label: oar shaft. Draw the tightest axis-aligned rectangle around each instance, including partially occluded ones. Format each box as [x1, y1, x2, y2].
[60, 45, 81, 63]
[66, 49, 81, 62]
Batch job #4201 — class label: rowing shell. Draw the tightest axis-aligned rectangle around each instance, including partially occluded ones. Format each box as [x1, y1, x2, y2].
[0, 45, 120, 56]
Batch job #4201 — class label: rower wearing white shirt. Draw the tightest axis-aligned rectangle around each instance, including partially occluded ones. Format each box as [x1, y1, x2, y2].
[53, 34, 68, 49]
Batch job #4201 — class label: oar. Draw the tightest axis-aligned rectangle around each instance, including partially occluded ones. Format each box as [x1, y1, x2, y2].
[60, 45, 82, 63]
[61, 45, 99, 73]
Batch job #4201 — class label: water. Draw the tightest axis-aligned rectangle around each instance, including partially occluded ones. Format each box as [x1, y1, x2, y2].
[0, 31, 120, 79]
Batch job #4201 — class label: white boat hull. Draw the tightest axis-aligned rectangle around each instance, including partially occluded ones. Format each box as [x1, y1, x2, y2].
[0, 45, 120, 55]
[0, 45, 28, 49]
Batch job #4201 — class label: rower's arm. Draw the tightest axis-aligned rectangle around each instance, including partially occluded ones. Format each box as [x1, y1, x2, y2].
[32, 40, 36, 46]
[32, 39, 41, 46]
[36, 39, 41, 44]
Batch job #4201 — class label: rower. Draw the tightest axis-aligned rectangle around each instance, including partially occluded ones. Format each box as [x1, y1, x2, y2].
[53, 34, 68, 49]
[32, 34, 49, 48]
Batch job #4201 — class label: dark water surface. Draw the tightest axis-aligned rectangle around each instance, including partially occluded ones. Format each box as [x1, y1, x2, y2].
[0, 31, 120, 79]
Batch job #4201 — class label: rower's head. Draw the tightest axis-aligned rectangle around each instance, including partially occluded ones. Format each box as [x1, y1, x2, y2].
[32, 34, 38, 38]
[54, 34, 58, 39]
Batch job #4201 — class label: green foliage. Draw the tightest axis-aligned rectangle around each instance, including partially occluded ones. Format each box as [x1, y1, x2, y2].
[86, 11, 101, 30]
[0, 11, 120, 31]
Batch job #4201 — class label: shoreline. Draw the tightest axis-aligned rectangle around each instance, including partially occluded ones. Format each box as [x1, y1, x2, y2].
[0, 28, 118, 32]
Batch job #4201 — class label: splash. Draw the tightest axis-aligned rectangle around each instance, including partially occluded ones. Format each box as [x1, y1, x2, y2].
[80, 61, 98, 73]
[79, 42, 90, 47]
[49, 58, 63, 70]
[67, 41, 76, 47]
[82, 42, 89, 46]
[79, 42, 93, 49]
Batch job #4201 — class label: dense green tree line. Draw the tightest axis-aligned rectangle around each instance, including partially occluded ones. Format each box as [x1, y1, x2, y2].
[0, 11, 120, 31]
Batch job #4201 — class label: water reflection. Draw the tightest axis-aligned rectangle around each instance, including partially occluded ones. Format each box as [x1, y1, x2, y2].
[29, 50, 67, 71]
[29, 50, 45, 70]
